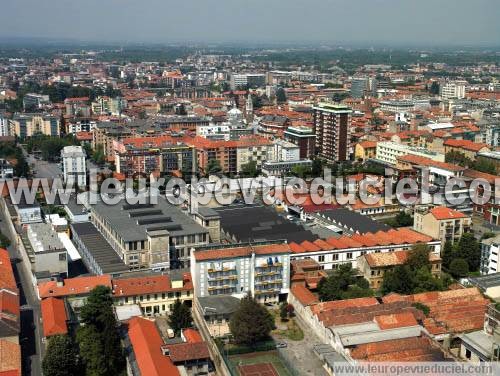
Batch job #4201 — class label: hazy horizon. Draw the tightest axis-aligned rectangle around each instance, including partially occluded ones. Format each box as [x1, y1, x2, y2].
[0, 0, 499, 47]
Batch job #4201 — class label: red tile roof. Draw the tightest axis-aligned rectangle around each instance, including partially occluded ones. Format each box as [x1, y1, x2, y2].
[38, 275, 112, 299]
[41, 297, 68, 337]
[364, 250, 441, 268]
[291, 285, 319, 307]
[0, 249, 16, 292]
[182, 328, 203, 344]
[311, 297, 379, 315]
[374, 312, 418, 330]
[0, 339, 21, 375]
[164, 342, 210, 363]
[444, 139, 490, 152]
[194, 243, 290, 261]
[112, 274, 192, 297]
[429, 206, 467, 220]
[128, 317, 179, 376]
[396, 154, 465, 172]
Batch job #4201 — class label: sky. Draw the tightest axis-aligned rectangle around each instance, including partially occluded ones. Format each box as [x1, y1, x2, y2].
[0, 0, 499, 46]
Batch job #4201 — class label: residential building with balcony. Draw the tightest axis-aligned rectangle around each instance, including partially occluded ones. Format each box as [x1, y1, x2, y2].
[61, 145, 86, 188]
[190, 242, 291, 303]
[10, 113, 60, 138]
[413, 206, 471, 246]
[313, 103, 352, 162]
[480, 234, 500, 275]
[375, 141, 445, 166]
[284, 126, 316, 159]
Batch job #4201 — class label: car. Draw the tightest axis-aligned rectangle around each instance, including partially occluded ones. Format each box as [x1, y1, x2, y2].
[275, 341, 287, 348]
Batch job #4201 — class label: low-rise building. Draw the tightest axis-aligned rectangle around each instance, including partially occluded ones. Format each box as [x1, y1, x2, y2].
[444, 139, 490, 160]
[112, 273, 193, 316]
[357, 250, 442, 289]
[413, 206, 471, 245]
[375, 141, 445, 166]
[354, 141, 377, 162]
[0, 159, 14, 179]
[26, 222, 68, 279]
[195, 295, 240, 338]
[191, 242, 291, 303]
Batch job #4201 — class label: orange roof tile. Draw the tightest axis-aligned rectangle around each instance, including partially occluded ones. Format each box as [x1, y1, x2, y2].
[38, 275, 112, 299]
[194, 243, 290, 261]
[112, 274, 192, 297]
[182, 328, 203, 344]
[429, 206, 467, 220]
[41, 297, 68, 337]
[128, 317, 179, 376]
[0, 339, 21, 375]
[444, 139, 490, 152]
[163, 342, 210, 363]
[0, 249, 16, 292]
[374, 312, 418, 330]
[291, 285, 319, 307]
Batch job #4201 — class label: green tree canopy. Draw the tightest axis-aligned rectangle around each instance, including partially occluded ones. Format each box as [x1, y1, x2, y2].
[318, 264, 372, 301]
[229, 295, 274, 345]
[449, 258, 469, 279]
[42, 335, 82, 376]
[206, 158, 222, 175]
[276, 87, 287, 104]
[168, 299, 193, 335]
[240, 160, 259, 178]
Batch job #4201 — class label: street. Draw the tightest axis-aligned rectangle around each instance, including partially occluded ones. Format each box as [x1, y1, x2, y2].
[0, 204, 43, 376]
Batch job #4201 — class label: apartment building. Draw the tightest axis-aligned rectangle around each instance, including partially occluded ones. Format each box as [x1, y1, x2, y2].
[230, 73, 266, 90]
[92, 122, 132, 162]
[23, 93, 50, 110]
[91, 197, 210, 269]
[112, 273, 193, 316]
[191, 242, 291, 303]
[354, 141, 377, 161]
[0, 112, 9, 136]
[440, 80, 467, 100]
[64, 97, 91, 117]
[61, 145, 86, 188]
[375, 141, 445, 166]
[313, 103, 352, 162]
[443, 139, 490, 161]
[91, 96, 126, 115]
[10, 113, 60, 138]
[269, 139, 300, 162]
[357, 250, 442, 289]
[283, 126, 316, 159]
[191, 136, 271, 175]
[413, 206, 471, 245]
[0, 159, 14, 179]
[114, 135, 196, 178]
[480, 234, 500, 275]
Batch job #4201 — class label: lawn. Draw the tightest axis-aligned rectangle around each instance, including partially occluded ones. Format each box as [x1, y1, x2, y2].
[229, 351, 293, 376]
[273, 318, 304, 341]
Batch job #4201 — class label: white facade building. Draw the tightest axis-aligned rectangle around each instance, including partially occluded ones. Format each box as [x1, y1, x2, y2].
[440, 80, 467, 100]
[481, 235, 500, 275]
[269, 139, 300, 162]
[375, 141, 445, 166]
[0, 113, 9, 136]
[61, 145, 87, 188]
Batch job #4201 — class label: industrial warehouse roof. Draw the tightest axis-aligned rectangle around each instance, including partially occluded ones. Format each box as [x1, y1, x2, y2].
[214, 204, 318, 243]
[91, 196, 208, 243]
[71, 222, 129, 274]
[313, 208, 390, 234]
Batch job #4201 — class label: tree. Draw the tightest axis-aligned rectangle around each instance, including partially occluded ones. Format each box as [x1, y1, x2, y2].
[442, 240, 454, 271]
[455, 233, 481, 272]
[206, 159, 222, 175]
[77, 286, 125, 376]
[429, 81, 440, 95]
[311, 158, 324, 177]
[276, 88, 287, 104]
[240, 160, 259, 178]
[394, 212, 413, 227]
[42, 335, 82, 376]
[280, 302, 288, 321]
[449, 258, 469, 279]
[0, 232, 11, 249]
[290, 164, 312, 179]
[318, 264, 372, 301]
[406, 244, 431, 270]
[229, 295, 274, 345]
[92, 144, 105, 166]
[381, 265, 416, 295]
[168, 299, 192, 335]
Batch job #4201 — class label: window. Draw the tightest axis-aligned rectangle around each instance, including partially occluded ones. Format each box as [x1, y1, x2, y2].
[346, 252, 353, 260]
[318, 255, 325, 262]
[59, 253, 67, 261]
[332, 254, 339, 261]
[465, 349, 471, 360]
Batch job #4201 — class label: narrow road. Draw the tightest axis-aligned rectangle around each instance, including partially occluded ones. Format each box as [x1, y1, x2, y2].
[0, 204, 43, 376]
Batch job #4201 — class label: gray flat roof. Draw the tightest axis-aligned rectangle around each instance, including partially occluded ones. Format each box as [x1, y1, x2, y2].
[314, 208, 390, 234]
[468, 272, 500, 290]
[197, 295, 241, 316]
[92, 196, 208, 243]
[71, 222, 129, 274]
[460, 330, 494, 358]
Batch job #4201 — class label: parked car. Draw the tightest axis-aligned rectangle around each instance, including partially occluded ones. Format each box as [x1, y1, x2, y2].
[275, 341, 287, 349]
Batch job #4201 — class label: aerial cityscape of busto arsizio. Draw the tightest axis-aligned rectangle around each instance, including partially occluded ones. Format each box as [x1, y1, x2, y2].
[0, 1, 499, 375]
